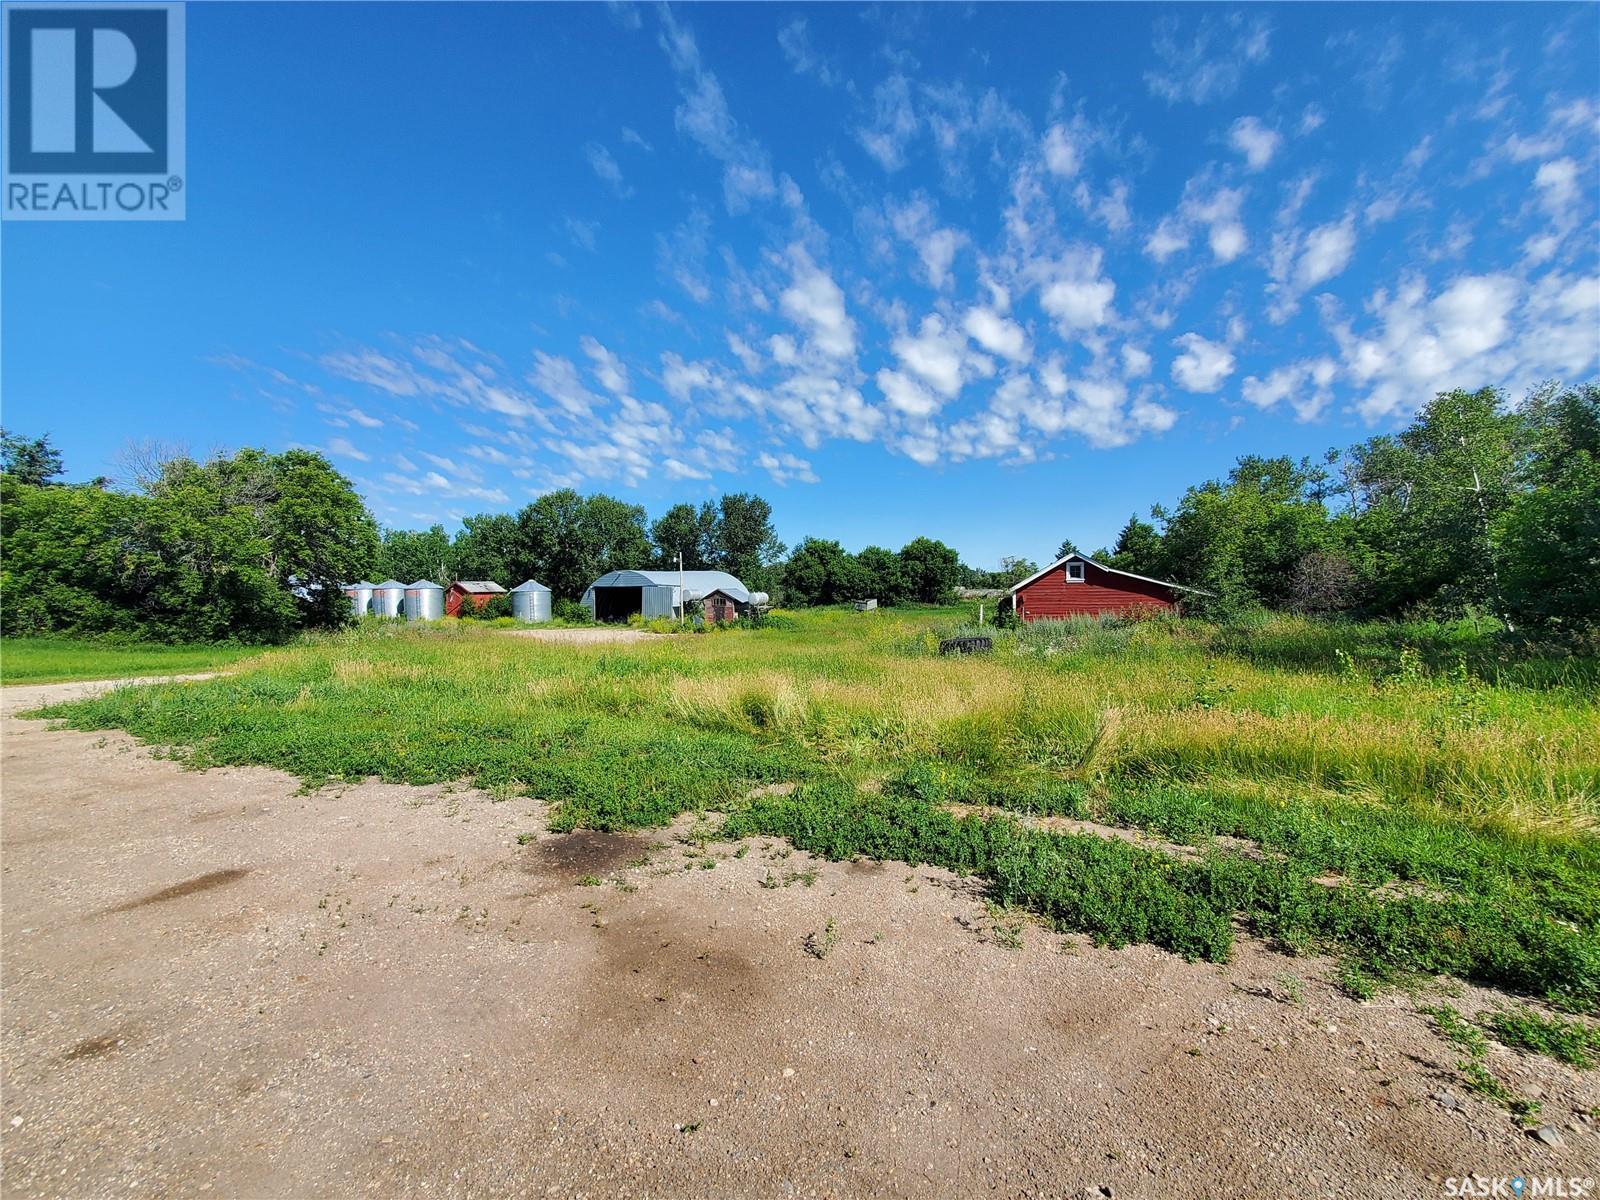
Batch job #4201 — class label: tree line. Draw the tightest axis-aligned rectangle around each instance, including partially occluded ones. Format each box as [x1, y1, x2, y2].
[1065, 385, 1597, 630]
[1, 382, 1593, 642]
[1, 442, 376, 642]
[372, 490, 787, 601]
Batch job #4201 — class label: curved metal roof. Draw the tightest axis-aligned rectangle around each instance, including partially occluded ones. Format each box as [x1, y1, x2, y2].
[586, 569, 750, 603]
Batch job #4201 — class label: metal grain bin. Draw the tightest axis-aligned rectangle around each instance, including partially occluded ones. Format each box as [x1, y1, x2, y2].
[509, 579, 552, 623]
[371, 580, 406, 618]
[342, 581, 376, 617]
[403, 580, 444, 621]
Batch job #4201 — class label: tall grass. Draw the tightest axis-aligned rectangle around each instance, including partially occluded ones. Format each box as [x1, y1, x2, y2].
[33, 608, 1600, 1006]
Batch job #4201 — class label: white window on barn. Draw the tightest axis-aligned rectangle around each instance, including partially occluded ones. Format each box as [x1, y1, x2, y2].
[1065, 560, 1085, 582]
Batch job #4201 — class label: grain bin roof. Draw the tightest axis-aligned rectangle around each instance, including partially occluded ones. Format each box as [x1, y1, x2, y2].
[374, 580, 406, 590]
[586, 569, 750, 603]
[405, 579, 443, 591]
[510, 580, 551, 593]
[453, 580, 506, 594]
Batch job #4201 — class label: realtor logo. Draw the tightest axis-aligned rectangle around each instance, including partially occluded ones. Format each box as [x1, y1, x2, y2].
[3, 2, 185, 219]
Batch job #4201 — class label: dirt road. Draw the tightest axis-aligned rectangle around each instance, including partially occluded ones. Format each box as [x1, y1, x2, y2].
[2, 678, 1595, 1198]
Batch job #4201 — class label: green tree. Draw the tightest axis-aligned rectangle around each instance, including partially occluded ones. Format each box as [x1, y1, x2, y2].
[1155, 455, 1340, 611]
[782, 538, 855, 606]
[650, 502, 717, 570]
[452, 512, 520, 582]
[1103, 516, 1163, 575]
[516, 490, 651, 599]
[712, 492, 785, 591]
[1497, 384, 1600, 628]
[1054, 537, 1080, 560]
[897, 537, 962, 604]
[996, 556, 1040, 588]
[1347, 387, 1519, 617]
[375, 525, 455, 585]
[0, 430, 65, 486]
[854, 545, 909, 604]
[0, 475, 139, 636]
[2, 447, 374, 642]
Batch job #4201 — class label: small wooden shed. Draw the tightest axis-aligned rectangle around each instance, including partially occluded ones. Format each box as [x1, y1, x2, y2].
[445, 580, 507, 616]
[701, 588, 744, 624]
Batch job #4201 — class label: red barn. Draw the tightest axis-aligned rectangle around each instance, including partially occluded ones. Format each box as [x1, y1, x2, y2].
[1006, 554, 1205, 621]
[445, 580, 506, 616]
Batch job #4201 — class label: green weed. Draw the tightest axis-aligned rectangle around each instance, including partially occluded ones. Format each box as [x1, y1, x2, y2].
[1481, 1007, 1600, 1068]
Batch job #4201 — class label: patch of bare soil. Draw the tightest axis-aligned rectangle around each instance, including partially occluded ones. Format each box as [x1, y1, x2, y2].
[2, 683, 1596, 1198]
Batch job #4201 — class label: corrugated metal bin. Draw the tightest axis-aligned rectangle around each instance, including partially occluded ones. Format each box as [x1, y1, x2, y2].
[371, 580, 406, 618]
[403, 580, 444, 621]
[509, 580, 552, 623]
[342, 581, 375, 617]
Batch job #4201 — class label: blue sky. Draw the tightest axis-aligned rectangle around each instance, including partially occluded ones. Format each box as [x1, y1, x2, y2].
[3, 2, 1597, 567]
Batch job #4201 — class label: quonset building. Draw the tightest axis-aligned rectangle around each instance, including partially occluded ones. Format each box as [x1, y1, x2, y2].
[580, 570, 766, 623]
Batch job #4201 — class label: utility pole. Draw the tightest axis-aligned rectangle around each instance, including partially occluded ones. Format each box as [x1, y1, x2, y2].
[679, 551, 685, 621]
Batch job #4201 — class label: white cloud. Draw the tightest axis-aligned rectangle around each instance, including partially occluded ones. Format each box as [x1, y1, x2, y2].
[777, 18, 836, 86]
[756, 451, 819, 485]
[324, 437, 369, 462]
[1144, 218, 1189, 262]
[725, 333, 763, 375]
[1146, 12, 1271, 105]
[892, 314, 993, 399]
[529, 352, 602, 417]
[1295, 218, 1357, 289]
[1121, 345, 1152, 378]
[1170, 333, 1236, 393]
[1038, 248, 1117, 333]
[1147, 184, 1248, 264]
[564, 216, 598, 252]
[659, 351, 712, 402]
[963, 306, 1030, 363]
[858, 75, 918, 172]
[1323, 271, 1585, 422]
[876, 368, 941, 418]
[1241, 357, 1337, 421]
[659, 8, 775, 211]
[1534, 157, 1581, 224]
[1075, 179, 1132, 234]
[1042, 123, 1080, 177]
[1193, 188, 1248, 262]
[982, 368, 1177, 451]
[886, 196, 968, 290]
[580, 336, 629, 395]
[584, 142, 627, 193]
[779, 246, 856, 360]
[1229, 116, 1281, 170]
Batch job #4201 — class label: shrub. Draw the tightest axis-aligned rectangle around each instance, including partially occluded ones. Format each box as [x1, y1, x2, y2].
[552, 598, 594, 624]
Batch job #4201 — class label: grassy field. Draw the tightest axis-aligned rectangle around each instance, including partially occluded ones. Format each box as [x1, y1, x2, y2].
[33, 607, 1600, 1019]
[1, 637, 273, 685]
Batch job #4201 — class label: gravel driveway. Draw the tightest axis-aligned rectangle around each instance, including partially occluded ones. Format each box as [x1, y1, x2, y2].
[2, 677, 1595, 1197]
